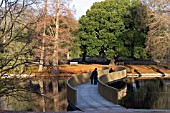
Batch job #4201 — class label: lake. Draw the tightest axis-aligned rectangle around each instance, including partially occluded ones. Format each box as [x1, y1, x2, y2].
[0, 76, 69, 112]
[117, 78, 170, 109]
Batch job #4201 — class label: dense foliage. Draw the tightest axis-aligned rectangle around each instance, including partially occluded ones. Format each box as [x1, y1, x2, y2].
[77, 0, 149, 62]
[121, 1, 149, 59]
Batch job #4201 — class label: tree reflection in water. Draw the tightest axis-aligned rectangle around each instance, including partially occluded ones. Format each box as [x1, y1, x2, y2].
[0, 76, 68, 112]
[119, 78, 170, 109]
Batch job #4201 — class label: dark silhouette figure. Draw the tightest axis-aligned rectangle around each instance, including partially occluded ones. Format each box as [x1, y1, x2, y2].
[90, 68, 98, 85]
[90, 72, 94, 84]
[109, 68, 114, 73]
[90, 68, 98, 84]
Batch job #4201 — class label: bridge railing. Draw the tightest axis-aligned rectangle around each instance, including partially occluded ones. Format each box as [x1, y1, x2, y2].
[98, 67, 127, 104]
[67, 76, 78, 106]
[67, 66, 109, 106]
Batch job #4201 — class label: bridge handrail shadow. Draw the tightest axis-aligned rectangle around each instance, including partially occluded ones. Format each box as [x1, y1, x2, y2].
[67, 66, 110, 106]
[98, 67, 127, 104]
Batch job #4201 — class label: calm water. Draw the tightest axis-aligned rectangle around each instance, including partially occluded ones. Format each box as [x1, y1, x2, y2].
[118, 78, 170, 109]
[0, 76, 68, 112]
[2, 76, 170, 111]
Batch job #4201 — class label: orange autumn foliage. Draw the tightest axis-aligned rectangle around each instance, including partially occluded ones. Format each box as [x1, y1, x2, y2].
[59, 64, 102, 74]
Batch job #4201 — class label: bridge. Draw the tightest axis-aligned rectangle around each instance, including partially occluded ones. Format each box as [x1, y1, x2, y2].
[66, 65, 170, 112]
[67, 66, 128, 112]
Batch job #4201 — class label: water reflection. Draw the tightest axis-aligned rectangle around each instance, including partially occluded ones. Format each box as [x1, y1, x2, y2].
[119, 78, 170, 109]
[0, 76, 68, 112]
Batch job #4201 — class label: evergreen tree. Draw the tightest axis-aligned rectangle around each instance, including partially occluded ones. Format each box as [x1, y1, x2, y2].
[78, 0, 130, 63]
[77, 0, 149, 63]
[121, 1, 149, 59]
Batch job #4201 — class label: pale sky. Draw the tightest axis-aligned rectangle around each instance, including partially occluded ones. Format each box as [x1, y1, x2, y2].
[71, 0, 104, 19]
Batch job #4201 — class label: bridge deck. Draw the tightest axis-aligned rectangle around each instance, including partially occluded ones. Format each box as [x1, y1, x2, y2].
[75, 82, 125, 111]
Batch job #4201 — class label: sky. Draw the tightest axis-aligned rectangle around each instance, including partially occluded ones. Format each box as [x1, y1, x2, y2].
[71, 0, 104, 19]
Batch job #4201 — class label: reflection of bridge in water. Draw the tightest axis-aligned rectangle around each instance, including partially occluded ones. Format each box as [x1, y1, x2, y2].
[67, 66, 128, 111]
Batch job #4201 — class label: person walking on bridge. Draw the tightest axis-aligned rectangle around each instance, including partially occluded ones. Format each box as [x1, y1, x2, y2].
[109, 68, 114, 73]
[90, 68, 98, 85]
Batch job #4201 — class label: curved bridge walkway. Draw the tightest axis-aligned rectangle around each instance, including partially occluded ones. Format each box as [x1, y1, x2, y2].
[75, 82, 125, 111]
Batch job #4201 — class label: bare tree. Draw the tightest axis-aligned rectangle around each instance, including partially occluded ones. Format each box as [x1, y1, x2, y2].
[38, 0, 48, 72]
[0, 0, 40, 99]
[144, 0, 170, 60]
[35, 0, 77, 73]
[52, 0, 60, 73]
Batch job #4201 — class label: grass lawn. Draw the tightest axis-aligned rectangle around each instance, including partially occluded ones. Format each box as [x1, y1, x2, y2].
[6, 64, 170, 77]
[59, 64, 170, 75]
[125, 65, 170, 74]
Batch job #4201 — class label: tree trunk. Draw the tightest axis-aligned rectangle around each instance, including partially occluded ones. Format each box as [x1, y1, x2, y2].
[110, 54, 120, 65]
[38, 34, 45, 72]
[39, 80, 46, 112]
[52, 79, 59, 111]
[82, 47, 87, 62]
[110, 58, 116, 65]
[130, 43, 134, 58]
[52, 0, 59, 73]
[38, 0, 47, 72]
